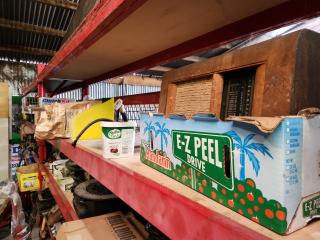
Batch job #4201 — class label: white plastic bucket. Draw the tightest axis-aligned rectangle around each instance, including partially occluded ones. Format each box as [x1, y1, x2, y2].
[101, 121, 137, 158]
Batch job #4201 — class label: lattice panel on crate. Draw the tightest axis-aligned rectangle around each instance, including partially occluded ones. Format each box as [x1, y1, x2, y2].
[174, 77, 212, 118]
[123, 104, 159, 122]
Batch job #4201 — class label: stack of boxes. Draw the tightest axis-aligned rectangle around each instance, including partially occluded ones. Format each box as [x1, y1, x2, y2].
[141, 30, 320, 234]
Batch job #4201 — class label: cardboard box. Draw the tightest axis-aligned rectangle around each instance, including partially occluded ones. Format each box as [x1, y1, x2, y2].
[10, 156, 21, 180]
[10, 144, 20, 157]
[39, 97, 74, 107]
[140, 113, 320, 234]
[49, 159, 74, 192]
[16, 163, 39, 192]
[56, 212, 144, 240]
[56, 177, 74, 192]
[49, 159, 69, 179]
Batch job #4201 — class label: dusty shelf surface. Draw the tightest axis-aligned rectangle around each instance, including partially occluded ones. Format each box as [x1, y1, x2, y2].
[70, 140, 320, 240]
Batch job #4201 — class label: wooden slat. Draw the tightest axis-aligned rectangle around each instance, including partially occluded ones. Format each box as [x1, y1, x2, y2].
[0, 45, 55, 57]
[174, 77, 213, 118]
[34, 0, 79, 11]
[0, 18, 66, 37]
[0, 82, 9, 118]
[0, 118, 9, 181]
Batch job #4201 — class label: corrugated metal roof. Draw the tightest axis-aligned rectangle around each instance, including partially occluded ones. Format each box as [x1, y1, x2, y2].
[0, 0, 79, 64]
[55, 82, 160, 100]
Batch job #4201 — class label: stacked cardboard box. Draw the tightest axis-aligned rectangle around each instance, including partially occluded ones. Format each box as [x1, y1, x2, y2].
[141, 30, 320, 235]
[56, 212, 144, 240]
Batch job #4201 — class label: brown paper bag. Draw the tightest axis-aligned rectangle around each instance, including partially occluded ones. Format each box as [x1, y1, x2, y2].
[35, 101, 100, 140]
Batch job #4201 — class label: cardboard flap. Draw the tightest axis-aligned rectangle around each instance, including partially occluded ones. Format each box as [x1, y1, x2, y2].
[226, 116, 283, 133]
[16, 163, 38, 174]
[56, 212, 144, 240]
[297, 107, 320, 118]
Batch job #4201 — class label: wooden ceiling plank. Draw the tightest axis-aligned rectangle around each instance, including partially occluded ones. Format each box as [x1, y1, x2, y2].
[0, 18, 66, 37]
[34, 0, 78, 11]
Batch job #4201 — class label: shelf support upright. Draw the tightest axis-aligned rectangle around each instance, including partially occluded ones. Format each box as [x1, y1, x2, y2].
[36, 71, 47, 163]
[36, 64, 47, 189]
[37, 80, 46, 189]
[37, 63, 46, 98]
[81, 84, 89, 100]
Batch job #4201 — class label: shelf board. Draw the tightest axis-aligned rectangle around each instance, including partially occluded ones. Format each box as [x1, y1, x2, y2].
[39, 163, 79, 222]
[23, 0, 320, 95]
[46, 139, 320, 239]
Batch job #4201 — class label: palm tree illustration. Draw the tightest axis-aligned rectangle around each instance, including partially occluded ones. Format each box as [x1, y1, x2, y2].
[143, 121, 155, 148]
[226, 130, 273, 181]
[155, 122, 170, 151]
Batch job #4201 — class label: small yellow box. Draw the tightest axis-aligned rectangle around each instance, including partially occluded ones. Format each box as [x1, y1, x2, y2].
[16, 163, 40, 192]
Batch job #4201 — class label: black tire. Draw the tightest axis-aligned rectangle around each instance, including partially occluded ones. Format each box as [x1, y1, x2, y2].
[74, 179, 117, 201]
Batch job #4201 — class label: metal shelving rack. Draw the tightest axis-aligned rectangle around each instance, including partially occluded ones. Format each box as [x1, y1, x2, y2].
[38, 162, 79, 222]
[24, 1, 320, 239]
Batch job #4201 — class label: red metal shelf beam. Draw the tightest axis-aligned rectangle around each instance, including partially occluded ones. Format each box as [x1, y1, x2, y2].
[47, 139, 269, 240]
[114, 92, 160, 105]
[22, 0, 147, 95]
[23, 0, 320, 95]
[39, 163, 79, 222]
[78, 0, 320, 88]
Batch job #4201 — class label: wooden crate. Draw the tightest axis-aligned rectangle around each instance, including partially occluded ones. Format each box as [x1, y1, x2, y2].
[174, 77, 212, 118]
[159, 29, 320, 118]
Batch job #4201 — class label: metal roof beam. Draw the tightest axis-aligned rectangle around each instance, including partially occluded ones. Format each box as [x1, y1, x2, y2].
[0, 18, 66, 37]
[34, 0, 79, 11]
[0, 45, 56, 57]
[49, 80, 68, 97]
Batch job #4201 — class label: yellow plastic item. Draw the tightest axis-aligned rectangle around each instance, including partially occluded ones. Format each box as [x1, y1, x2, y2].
[16, 163, 40, 192]
[71, 98, 114, 140]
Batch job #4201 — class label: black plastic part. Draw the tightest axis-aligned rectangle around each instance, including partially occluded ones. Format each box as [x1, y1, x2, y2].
[71, 118, 113, 147]
[72, 179, 130, 218]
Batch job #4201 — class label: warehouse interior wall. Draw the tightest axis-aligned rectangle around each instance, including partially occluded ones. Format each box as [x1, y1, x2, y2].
[0, 61, 36, 96]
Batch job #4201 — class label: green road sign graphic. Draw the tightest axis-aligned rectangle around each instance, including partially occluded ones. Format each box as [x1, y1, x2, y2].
[303, 195, 320, 218]
[172, 130, 235, 190]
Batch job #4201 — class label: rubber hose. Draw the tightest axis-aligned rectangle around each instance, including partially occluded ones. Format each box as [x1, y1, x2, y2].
[71, 118, 113, 147]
